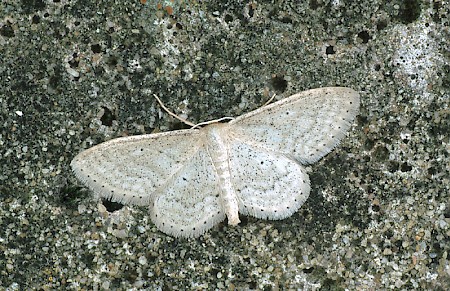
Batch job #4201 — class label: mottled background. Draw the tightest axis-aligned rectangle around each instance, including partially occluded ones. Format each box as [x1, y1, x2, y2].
[0, 0, 449, 289]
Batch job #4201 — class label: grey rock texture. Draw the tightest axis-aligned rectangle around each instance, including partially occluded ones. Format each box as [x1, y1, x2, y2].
[0, 0, 448, 289]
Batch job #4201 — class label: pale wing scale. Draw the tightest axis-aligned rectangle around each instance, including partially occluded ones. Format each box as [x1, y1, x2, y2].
[71, 129, 204, 205]
[229, 87, 360, 164]
[150, 146, 226, 238]
[228, 139, 310, 220]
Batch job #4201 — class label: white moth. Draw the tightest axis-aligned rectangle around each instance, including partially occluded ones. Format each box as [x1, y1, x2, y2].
[71, 87, 359, 238]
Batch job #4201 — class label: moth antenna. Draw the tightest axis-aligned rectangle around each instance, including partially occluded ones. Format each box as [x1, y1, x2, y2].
[262, 93, 277, 107]
[153, 94, 196, 127]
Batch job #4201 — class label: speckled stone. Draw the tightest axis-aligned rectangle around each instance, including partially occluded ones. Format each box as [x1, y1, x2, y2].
[0, 0, 448, 289]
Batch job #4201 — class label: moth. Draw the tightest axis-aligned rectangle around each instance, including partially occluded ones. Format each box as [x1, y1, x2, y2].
[71, 87, 360, 238]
